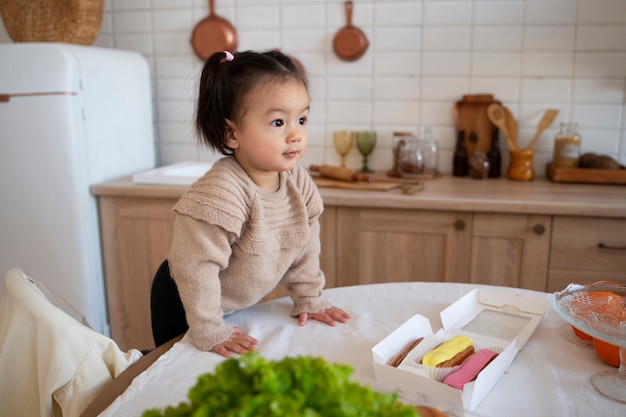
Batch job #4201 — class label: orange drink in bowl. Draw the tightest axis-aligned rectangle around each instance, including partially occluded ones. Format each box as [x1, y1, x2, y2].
[569, 289, 623, 367]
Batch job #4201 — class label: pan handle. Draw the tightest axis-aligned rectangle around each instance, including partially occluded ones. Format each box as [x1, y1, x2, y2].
[344, 1, 354, 27]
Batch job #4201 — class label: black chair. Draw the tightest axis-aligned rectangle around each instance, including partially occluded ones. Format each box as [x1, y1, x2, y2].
[150, 259, 188, 347]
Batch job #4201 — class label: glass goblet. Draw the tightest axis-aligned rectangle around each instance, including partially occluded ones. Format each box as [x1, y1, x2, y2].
[333, 130, 354, 168]
[356, 130, 377, 173]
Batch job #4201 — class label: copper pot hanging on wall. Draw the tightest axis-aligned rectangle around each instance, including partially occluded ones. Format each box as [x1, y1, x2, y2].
[191, 0, 238, 60]
[332, 1, 369, 62]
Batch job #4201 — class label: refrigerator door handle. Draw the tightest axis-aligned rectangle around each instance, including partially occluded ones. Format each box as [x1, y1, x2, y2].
[0, 91, 78, 102]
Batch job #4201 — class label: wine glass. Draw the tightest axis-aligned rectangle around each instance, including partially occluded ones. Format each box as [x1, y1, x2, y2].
[552, 281, 626, 403]
[356, 130, 377, 173]
[333, 130, 354, 168]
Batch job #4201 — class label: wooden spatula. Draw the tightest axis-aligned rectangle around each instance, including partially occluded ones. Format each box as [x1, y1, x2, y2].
[525, 109, 559, 150]
[487, 103, 518, 151]
[504, 107, 518, 145]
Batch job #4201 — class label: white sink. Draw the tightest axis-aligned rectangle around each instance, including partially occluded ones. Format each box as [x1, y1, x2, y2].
[133, 161, 214, 186]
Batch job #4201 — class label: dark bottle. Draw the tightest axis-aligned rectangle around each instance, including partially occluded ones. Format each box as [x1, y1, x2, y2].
[453, 130, 468, 176]
[487, 129, 501, 178]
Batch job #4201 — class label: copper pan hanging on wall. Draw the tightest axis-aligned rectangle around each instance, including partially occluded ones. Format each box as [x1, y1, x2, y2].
[191, 0, 238, 60]
[332, 1, 369, 62]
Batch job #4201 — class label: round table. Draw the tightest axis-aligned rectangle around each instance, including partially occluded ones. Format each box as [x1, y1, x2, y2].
[97, 282, 624, 417]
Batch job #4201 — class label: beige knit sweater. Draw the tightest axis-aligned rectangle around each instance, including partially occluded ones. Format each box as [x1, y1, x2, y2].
[168, 156, 331, 351]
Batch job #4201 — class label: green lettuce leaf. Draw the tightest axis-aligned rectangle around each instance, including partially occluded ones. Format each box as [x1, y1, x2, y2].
[142, 353, 421, 417]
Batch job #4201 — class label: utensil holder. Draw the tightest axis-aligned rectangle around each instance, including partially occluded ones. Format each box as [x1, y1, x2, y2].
[507, 149, 534, 181]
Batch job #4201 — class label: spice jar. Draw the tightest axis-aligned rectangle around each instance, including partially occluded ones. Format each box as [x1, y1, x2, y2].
[553, 123, 581, 168]
[389, 132, 413, 177]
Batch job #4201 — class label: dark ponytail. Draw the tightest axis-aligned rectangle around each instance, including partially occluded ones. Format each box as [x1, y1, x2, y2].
[196, 52, 235, 155]
[195, 50, 307, 155]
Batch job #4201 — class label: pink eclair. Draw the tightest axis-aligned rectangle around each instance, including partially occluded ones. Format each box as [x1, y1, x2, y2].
[442, 349, 498, 390]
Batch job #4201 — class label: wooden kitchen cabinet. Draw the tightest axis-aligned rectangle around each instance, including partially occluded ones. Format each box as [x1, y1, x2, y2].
[469, 213, 551, 291]
[97, 195, 176, 351]
[334, 208, 551, 291]
[547, 216, 626, 292]
[335, 207, 472, 286]
[94, 175, 626, 351]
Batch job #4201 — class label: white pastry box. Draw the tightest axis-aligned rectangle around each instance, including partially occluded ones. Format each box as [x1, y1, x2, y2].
[371, 288, 548, 416]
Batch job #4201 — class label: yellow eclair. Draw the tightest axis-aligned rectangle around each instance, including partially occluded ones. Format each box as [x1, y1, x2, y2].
[421, 335, 474, 368]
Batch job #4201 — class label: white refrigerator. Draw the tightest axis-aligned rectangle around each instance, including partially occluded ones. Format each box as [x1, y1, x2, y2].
[0, 43, 156, 335]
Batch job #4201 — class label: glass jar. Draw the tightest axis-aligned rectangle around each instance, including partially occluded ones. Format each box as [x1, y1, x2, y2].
[418, 126, 438, 174]
[399, 135, 423, 174]
[389, 132, 413, 177]
[553, 123, 581, 168]
[399, 127, 438, 175]
[469, 151, 490, 179]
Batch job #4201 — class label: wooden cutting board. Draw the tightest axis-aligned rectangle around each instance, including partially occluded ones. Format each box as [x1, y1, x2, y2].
[454, 94, 500, 156]
[547, 163, 626, 185]
[312, 177, 423, 194]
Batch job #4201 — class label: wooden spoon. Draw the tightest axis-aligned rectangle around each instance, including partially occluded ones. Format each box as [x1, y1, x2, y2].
[525, 109, 559, 150]
[504, 107, 518, 146]
[487, 103, 518, 151]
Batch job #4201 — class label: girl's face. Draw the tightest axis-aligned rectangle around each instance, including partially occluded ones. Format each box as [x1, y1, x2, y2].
[225, 79, 310, 191]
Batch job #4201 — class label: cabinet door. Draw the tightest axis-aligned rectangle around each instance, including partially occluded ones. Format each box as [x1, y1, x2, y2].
[336, 207, 471, 286]
[99, 196, 177, 351]
[470, 213, 550, 291]
[548, 216, 626, 292]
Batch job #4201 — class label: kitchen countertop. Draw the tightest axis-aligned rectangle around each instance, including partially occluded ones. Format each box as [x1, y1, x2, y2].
[91, 174, 626, 218]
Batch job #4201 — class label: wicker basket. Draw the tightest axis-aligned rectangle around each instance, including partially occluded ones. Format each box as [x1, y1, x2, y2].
[0, 0, 104, 45]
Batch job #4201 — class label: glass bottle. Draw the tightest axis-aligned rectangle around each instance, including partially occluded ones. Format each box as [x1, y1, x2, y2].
[487, 129, 501, 178]
[453, 130, 468, 177]
[553, 123, 581, 168]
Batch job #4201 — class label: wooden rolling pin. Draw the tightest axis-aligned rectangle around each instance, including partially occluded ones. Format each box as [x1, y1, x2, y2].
[310, 164, 370, 182]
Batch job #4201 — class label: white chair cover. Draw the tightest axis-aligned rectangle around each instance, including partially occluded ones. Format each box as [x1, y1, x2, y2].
[0, 267, 142, 417]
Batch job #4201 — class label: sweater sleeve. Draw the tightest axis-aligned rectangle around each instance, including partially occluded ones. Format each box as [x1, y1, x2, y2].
[282, 166, 331, 316]
[282, 219, 332, 316]
[168, 214, 236, 351]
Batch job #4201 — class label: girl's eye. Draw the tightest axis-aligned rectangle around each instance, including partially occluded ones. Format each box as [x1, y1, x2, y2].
[271, 119, 284, 127]
[299, 117, 307, 126]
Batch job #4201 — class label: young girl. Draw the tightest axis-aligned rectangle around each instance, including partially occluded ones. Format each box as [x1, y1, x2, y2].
[168, 50, 350, 357]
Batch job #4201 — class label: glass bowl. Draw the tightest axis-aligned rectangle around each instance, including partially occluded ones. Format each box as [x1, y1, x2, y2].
[552, 281, 626, 403]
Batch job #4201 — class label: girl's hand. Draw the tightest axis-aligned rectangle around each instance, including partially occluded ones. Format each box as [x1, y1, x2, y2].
[298, 306, 350, 326]
[212, 327, 259, 358]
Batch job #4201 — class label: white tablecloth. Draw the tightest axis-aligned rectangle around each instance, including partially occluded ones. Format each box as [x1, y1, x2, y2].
[99, 282, 625, 417]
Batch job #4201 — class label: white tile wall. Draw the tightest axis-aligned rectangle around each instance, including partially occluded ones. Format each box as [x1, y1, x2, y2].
[1, 0, 624, 174]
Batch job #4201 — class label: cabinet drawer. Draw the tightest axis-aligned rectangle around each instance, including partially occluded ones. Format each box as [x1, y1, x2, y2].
[549, 216, 626, 290]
